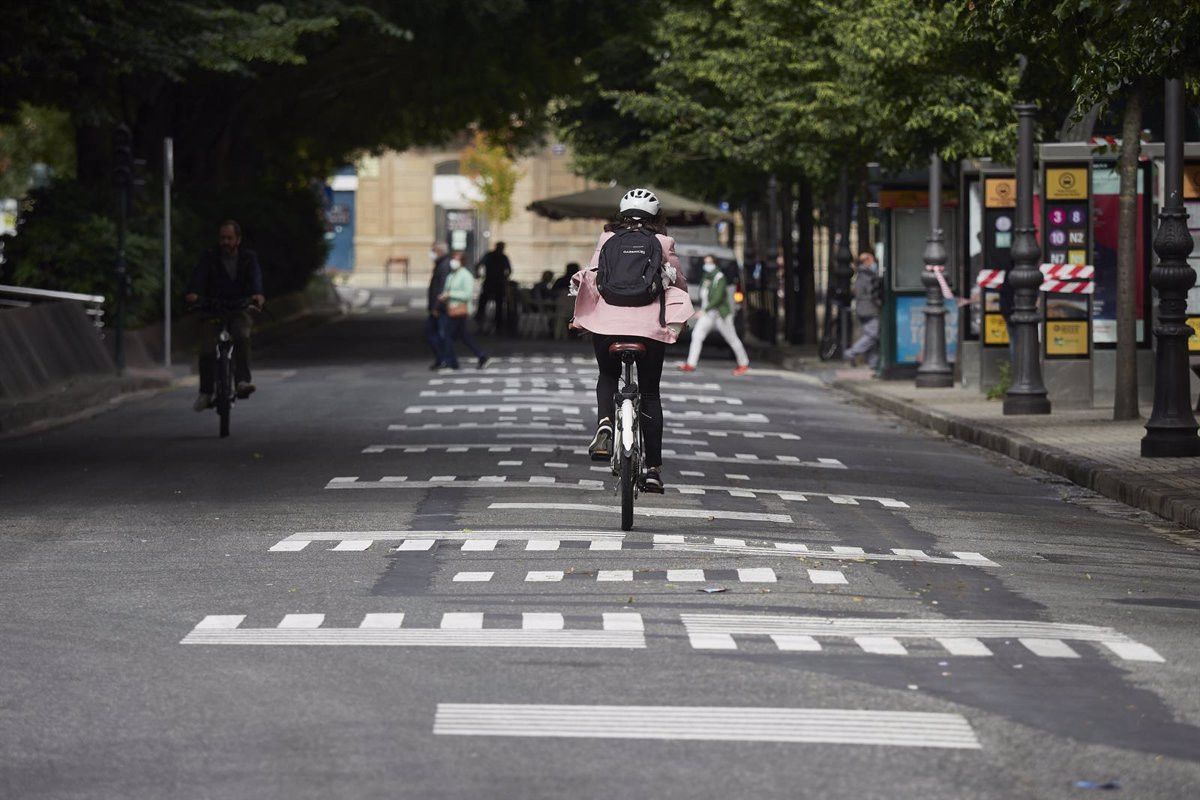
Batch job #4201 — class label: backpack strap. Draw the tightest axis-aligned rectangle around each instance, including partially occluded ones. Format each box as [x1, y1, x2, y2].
[659, 284, 667, 327]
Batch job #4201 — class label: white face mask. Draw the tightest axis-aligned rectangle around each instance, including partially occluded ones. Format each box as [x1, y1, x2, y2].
[429, 250, 438, 261]
[449, 258, 462, 270]
[703, 261, 716, 273]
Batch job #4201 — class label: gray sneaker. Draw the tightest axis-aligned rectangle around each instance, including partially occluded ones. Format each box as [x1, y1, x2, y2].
[193, 394, 212, 412]
[588, 418, 613, 461]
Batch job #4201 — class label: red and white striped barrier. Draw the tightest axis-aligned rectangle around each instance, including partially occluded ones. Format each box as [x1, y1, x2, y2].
[1040, 279, 1094, 294]
[1040, 263, 1094, 280]
[976, 269, 1005, 289]
[1039, 263, 1094, 294]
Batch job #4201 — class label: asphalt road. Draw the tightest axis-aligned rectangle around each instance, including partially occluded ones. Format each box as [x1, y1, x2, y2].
[3, 290, 1199, 799]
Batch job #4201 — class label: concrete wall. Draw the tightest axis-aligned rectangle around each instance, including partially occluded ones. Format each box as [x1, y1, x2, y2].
[0, 302, 113, 401]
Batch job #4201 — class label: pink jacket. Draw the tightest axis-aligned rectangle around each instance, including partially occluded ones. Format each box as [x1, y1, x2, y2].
[571, 231, 694, 344]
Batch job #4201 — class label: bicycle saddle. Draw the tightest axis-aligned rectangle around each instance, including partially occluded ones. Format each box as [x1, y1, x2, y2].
[608, 342, 647, 355]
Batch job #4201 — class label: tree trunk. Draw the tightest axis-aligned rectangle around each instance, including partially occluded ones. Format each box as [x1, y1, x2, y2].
[780, 180, 798, 344]
[1113, 88, 1142, 420]
[796, 176, 817, 344]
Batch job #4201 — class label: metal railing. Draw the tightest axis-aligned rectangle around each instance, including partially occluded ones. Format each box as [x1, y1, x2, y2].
[0, 284, 106, 328]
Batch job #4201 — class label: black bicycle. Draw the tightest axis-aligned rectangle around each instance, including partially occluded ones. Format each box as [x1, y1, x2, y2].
[606, 342, 646, 531]
[193, 297, 255, 438]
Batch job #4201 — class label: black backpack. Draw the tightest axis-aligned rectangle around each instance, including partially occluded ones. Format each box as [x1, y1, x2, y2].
[597, 226, 666, 325]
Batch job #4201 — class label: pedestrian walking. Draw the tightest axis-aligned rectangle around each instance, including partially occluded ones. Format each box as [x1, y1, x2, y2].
[680, 255, 750, 375]
[843, 250, 882, 368]
[438, 252, 490, 370]
[425, 243, 452, 369]
[569, 188, 694, 493]
[474, 241, 511, 333]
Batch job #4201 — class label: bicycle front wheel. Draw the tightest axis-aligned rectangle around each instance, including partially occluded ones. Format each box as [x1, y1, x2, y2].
[619, 452, 635, 531]
[216, 357, 232, 438]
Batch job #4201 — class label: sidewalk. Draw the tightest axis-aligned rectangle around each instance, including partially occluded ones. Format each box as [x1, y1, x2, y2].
[832, 371, 1200, 532]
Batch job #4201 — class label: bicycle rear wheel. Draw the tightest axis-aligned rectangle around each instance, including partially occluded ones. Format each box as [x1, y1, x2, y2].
[619, 451, 634, 531]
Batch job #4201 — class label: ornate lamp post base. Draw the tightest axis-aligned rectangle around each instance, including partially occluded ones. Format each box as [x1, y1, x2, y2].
[1141, 78, 1200, 457]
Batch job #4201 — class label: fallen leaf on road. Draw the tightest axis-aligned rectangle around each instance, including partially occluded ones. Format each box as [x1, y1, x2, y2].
[698, 586, 727, 594]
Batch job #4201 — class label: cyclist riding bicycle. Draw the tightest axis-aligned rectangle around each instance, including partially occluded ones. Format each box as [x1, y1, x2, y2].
[184, 219, 265, 411]
[570, 189, 694, 493]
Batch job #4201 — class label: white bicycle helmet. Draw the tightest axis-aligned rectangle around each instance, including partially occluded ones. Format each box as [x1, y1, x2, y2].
[620, 187, 660, 217]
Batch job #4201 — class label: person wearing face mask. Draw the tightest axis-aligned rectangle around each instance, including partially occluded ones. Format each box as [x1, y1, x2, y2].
[437, 251, 491, 371]
[680, 255, 750, 376]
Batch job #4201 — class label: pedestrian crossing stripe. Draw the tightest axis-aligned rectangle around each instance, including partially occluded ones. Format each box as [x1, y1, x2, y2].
[399, 405, 769, 423]
[489, 502, 793, 524]
[679, 614, 1165, 662]
[325, 476, 607, 490]
[358, 443, 845, 470]
[432, 704, 981, 749]
[325, 475, 908, 507]
[418, 389, 744, 405]
[450, 567, 845, 585]
[267, 531, 989, 566]
[387, 422, 587, 432]
[403, 404, 583, 415]
[269, 529, 624, 552]
[181, 612, 646, 648]
[649, 535, 993, 565]
[492, 356, 596, 365]
[428, 377, 724, 392]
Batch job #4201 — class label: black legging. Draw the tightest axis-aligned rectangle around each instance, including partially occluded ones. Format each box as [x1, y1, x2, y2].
[592, 334, 666, 468]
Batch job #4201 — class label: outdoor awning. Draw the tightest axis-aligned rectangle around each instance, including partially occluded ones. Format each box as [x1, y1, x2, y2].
[527, 185, 733, 226]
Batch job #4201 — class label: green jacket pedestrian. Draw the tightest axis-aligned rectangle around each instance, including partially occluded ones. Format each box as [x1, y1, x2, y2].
[681, 255, 749, 375]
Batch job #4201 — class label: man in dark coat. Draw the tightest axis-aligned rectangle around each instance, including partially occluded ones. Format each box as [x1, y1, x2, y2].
[184, 220, 264, 411]
[474, 241, 511, 332]
[426, 242, 452, 368]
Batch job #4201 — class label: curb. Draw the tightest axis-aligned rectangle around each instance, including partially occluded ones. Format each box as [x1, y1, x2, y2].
[835, 380, 1200, 533]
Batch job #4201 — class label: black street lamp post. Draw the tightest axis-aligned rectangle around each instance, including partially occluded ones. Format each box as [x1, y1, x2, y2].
[835, 167, 854, 352]
[1003, 103, 1051, 415]
[916, 151, 953, 387]
[1141, 78, 1200, 457]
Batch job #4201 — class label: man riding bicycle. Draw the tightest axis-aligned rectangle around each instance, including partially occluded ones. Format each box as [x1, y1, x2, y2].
[184, 219, 265, 411]
[570, 189, 693, 493]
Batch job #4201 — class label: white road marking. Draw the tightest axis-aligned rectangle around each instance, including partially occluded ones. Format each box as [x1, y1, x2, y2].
[182, 614, 647, 648]
[461, 539, 497, 551]
[326, 477, 604, 492]
[498, 460, 523, 466]
[544, 462, 569, 469]
[522, 613, 564, 631]
[936, 637, 993, 657]
[331, 540, 372, 552]
[427, 376, 723, 392]
[771, 635, 822, 652]
[665, 485, 908, 508]
[432, 704, 982, 749]
[855, 636, 908, 655]
[404, 404, 582, 415]
[489, 502, 793, 525]
[1018, 638, 1080, 658]
[681, 614, 1165, 661]
[388, 422, 586, 433]
[526, 571, 564, 582]
[525, 539, 560, 551]
[679, 470, 705, 477]
[454, 571, 494, 582]
[500, 433, 710, 447]
[419, 389, 746, 406]
[737, 568, 777, 583]
[598, 570, 633, 582]
[666, 569, 705, 582]
[807, 569, 848, 585]
[667, 410, 769, 423]
[269, 539, 310, 552]
[726, 473, 750, 481]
